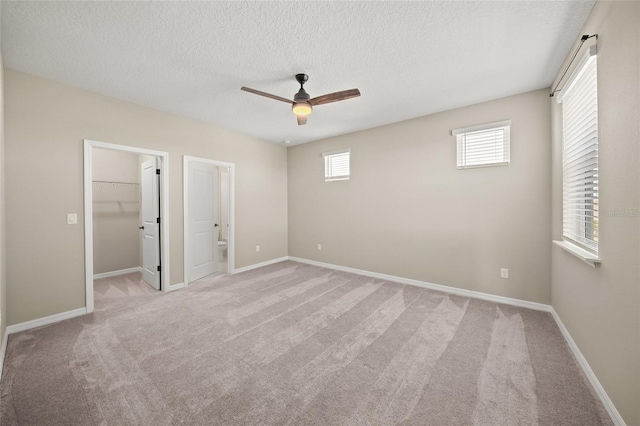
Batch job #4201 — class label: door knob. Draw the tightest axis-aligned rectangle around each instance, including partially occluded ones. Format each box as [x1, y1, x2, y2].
[214, 224, 219, 227]
[138, 226, 144, 230]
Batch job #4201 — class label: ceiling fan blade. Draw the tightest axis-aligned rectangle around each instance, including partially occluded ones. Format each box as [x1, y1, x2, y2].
[297, 115, 308, 126]
[241, 87, 294, 104]
[309, 89, 361, 106]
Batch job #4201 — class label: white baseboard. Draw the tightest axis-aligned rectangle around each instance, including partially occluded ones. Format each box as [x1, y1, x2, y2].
[166, 282, 185, 292]
[289, 256, 622, 425]
[288, 257, 551, 312]
[0, 308, 88, 382]
[5, 307, 88, 335]
[0, 328, 8, 382]
[232, 256, 289, 274]
[550, 309, 625, 426]
[93, 267, 142, 280]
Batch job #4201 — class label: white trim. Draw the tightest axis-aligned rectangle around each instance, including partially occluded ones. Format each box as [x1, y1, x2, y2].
[550, 308, 625, 426]
[0, 330, 8, 381]
[183, 156, 236, 286]
[166, 282, 185, 292]
[5, 308, 87, 335]
[322, 148, 351, 157]
[557, 44, 597, 103]
[457, 161, 510, 170]
[451, 119, 511, 136]
[233, 256, 289, 274]
[84, 140, 172, 313]
[0, 308, 87, 381]
[288, 257, 550, 312]
[553, 240, 601, 267]
[93, 267, 142, 280]
[83, 141, 94, 312]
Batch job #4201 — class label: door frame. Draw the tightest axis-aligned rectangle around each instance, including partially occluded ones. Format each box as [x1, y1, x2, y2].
[83, 139, 173, 314]
[183, 155, 236, 286]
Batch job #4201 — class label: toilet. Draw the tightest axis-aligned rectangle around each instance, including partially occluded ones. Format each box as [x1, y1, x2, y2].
[218, 240, 228, 260]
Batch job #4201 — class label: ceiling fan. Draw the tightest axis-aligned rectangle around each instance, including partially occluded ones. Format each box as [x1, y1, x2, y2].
[241, 74, 360, 126]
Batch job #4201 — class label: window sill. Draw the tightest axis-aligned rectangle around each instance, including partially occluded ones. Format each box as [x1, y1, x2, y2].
[457, 161, 509, 170]
[552, 240, 601, 268]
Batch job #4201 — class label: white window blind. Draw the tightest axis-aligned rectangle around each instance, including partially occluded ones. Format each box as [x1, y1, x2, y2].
[323, 149, 350, 181]
[452, 120, 511, 169]
[559, 49, 598, 253]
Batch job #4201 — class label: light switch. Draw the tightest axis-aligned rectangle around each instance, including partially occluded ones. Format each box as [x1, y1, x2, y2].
[67, 213, 78, 225]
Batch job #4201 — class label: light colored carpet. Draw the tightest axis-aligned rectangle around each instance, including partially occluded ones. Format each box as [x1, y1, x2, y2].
[94, 272, 158, 300]
[1, 261, 611, 425]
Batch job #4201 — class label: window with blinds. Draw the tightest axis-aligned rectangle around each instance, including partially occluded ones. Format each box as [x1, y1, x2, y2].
[559, 47, 598, 253]
[452, 120, 511, 169]
[323, 149, 350, 181]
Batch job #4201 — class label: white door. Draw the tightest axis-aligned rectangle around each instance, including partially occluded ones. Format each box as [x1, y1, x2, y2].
[141, 158, 161, 290]
[188, 161, 219, 282]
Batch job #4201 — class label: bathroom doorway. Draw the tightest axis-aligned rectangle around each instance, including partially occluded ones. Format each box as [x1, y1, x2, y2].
[183, 156, 235, 285]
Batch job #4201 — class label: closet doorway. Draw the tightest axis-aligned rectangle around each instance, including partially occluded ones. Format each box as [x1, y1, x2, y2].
[183, 156, 235, 285]
[83, 140, 172, 314]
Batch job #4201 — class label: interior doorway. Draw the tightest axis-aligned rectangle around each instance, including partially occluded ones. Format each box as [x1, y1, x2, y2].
[84, 140, 173, 314]
[183, 156, 235, 285]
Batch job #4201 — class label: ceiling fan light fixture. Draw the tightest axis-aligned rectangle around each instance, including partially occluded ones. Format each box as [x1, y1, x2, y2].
[242, 74, 360, 126]
[292, 102, 312, 116]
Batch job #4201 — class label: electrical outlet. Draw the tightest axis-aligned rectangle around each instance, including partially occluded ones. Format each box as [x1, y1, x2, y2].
[317, 244, 322, 251]
[500, 268, 509, 279]
[256, 245, 260, 252]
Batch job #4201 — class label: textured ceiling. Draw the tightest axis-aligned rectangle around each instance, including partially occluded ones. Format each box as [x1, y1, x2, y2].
[1, 1, 594, 146]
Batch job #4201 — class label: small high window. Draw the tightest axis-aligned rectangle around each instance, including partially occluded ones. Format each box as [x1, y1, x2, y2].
[452, 120, 511, 169]
[323, 149, 350, 181]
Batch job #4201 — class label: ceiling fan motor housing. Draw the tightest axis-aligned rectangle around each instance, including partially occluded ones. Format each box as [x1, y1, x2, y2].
[294, 89, 310, 102]
[293, 74, 312, 116]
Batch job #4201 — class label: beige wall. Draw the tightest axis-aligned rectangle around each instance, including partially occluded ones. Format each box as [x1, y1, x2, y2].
[289, 89, 551, 303]
[4, 69, 288, 325]
[92, 148, 141, 274]
[550, 2, 640, 424]
[93, 148, 140, 182]
[0, 16, 6, 347]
